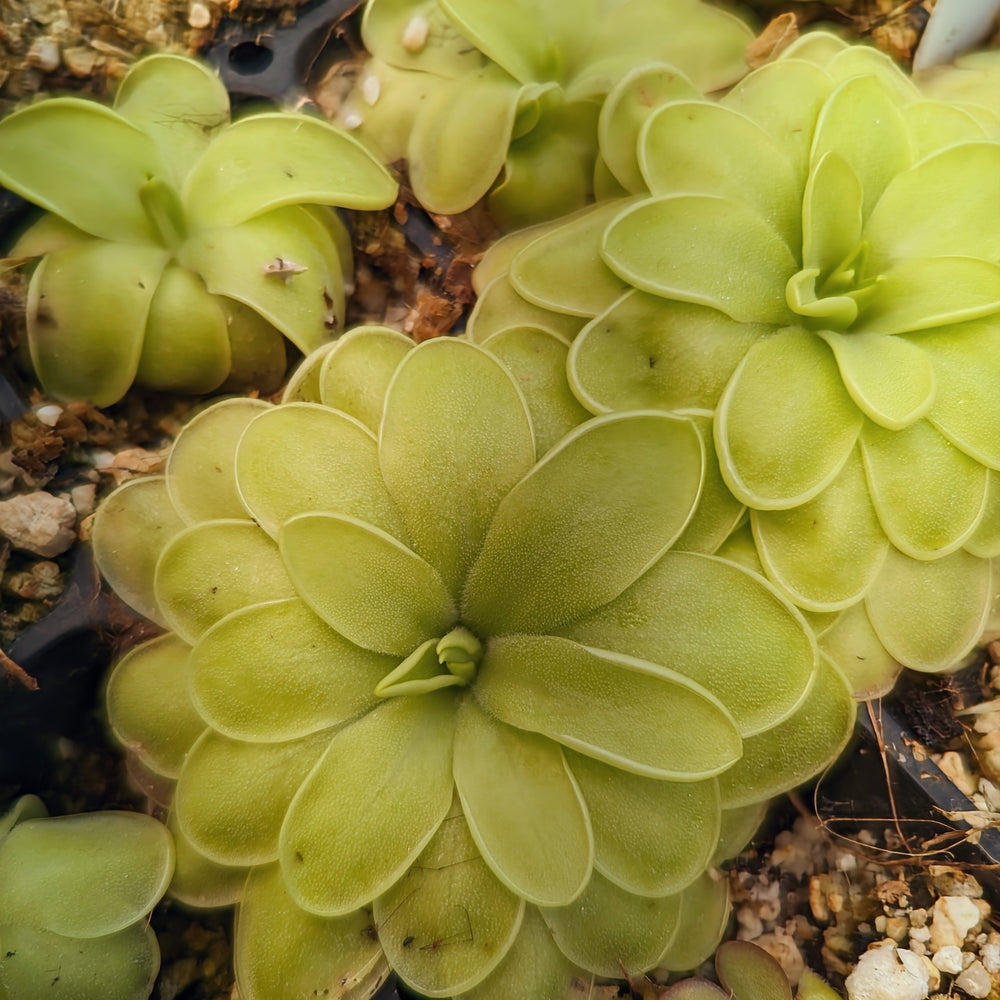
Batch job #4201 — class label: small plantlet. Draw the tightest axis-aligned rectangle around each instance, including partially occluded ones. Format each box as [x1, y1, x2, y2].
[0, 54, 397, 405]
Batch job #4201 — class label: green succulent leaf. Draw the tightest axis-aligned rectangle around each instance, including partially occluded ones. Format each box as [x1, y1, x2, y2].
[467, 275, 585, 344]
[801, 152, 863, 276]
[0, 99, 161, 243]
[10, 213, 90, 258]
[566, 750, 719, 897]
[280, 694, 455, 916]
[966, 472, 1000, 558]
[236, 403, 406, 539]
[465, 411, 702, 635]
[865, 546, 993, 671]
[711, 802, 767, 867]
[380, 338, 535, 595]
[0, 811, 173, 938]
[0, 923, 160, 1000]
[235, 864, 386, 1000]
[475, 634, 741, 780]
[281, 341, 339, 404]
[0, 796, 48, 844]
[135, 262, 231, 393]
[904, 101, 991, 160]
[810, 73, 911, 221]
[376, 800, 524, 997]
[192, 598, 392, 742]
[280, 513, 456, 656]
[91, 476, 186, 626]
[559, 551, 818, 737]
[106, 633, 205, 778]
[509, 198, 634, 317]
[179, 204, 344, 356]
[113, 54, 230, 188]
[318, 325, 414, 432]
[176, 728, 330, 866]
[599, 63, 699, 194]
[640, 102, 799, 249]
[166, 397, 271, 524]
[860, 419, 988, 559]
[716, 656, 856, 807]
[815, 601, 901, 698]
[863, 142, 1000, 268]
[218, 299, 288, 394]
[751, 447, 889, 611]
[603, 195, 796, 325]
[568, 291, 771, 415]
[716, 327, 863, 508]
[453, 699, 592, 907]
[166, 813, 248, 909]
[716, 941, 794, 1000]
[541, 870, 680, 978]
[183, 112, 397, 228]
[921, 321, 1000, 468]
[479, 326, 590, 456]
[655, 871, 730, 971]
[155, 520, 296, 644]
[26, 240, 169, 405]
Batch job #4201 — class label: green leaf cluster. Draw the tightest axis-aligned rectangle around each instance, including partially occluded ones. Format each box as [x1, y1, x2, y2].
[0, 796, 174, 1000]
[0, 54, 397, 405]
[92, 326, 855, 998]
[468, 31, 1000, 695]
[341, 0, 753, 226]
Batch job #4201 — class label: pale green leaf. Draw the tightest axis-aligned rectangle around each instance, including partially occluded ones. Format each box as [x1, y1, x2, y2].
[860, 419, 988, 559]
[380, 338, 535, 594]
[559, 551, 818, 737]
[26, 241, 169, 405]
[155, 520, 296, 644]
[183, 113, 397, 227]
[904, 101, 991, 160]
[717, 941, 794, 1000]
[92, 476, 186, 626]
[318, 325, 414, 431]
[716, 656, 855, 807]
[280, 694, 455, 915]
[801, 152, 863, 275]
[282, 341, 339, 404]
[235, 863, 385, 1000]
[166, 813, 248, 909]
[375, 800, 523, 997]
[454, 700, 592, 907]
[602, 196, 796, 324]
[474, 634, 742, 780]
[176, 728, 330, 866]
[716, 327, 863, 508]
[166, 397, 270, 524]
[10, 213, 90, 257]
[179, 204, 345, 356]
[0, 811, 173, 937]
[566, 750, 719, 897]
[134, 262, 231, 393]
[865, 546, 993, 671]
[191, 598, 392, 741]
[567, 291, 771, 415]
[466, 274, 585, 344]
[0, 98, 161, 242]
[236, 403, 406, 539]
[106, 633, 205, 778]
[655, 871, 730, 971]
[816, 601, 900, 699]
[540, 870, 680, 978]
[711, 802, 767, 867]
[280, 513, 455, 656]
[751, 447, 889, 611]
[966, 471, 1000, 558]
[217, 298, 288, 394]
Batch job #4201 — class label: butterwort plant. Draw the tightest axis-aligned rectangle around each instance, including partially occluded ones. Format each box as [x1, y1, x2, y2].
[341, 0, 753, 227]
[471, 32, 1000, 695]
[0, 54, 397, 405]
[0, 795, 174, 1000]
[91, 325, 855, 998]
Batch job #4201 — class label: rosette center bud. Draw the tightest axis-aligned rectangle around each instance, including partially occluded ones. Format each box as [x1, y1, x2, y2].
[374, 626, 484, 699]
[436, 625, 483, 683]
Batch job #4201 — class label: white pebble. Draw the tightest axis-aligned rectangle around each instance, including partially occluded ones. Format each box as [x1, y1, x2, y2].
[0, 492, 76, 557]
[342, 111, 363, 129]
[845, 943, 929, 1000]
[955, 960, 992, 999]
[930, 896, 982, 950]
[981, 943, 1000, 974]
[931, 946, 963, 974]
[188, 1, 211, 27]
[34, 404, 62, 427]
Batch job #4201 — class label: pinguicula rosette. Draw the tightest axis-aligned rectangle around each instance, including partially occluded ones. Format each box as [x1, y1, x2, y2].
[339, 0, 753, 227]
[0, 795, 174, 1000]
[0, 54, 397, 406]
[92, 326, 855, 999]
[469, 31, 1000, 697]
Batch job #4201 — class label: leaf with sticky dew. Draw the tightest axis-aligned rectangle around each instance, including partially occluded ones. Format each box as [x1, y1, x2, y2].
[474, 634, 742, 780]
[92, 476, 186, 627]
[375, 799, 524, 997]
[540, 870, 680, 978]
[559, 550, 818, 737]
[105, 633, 205, 779]
[166, 397, 270, 524]
[464, 411, 703, 636]
[279, 693, 455, 916]
[453, 699, 592, 907]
